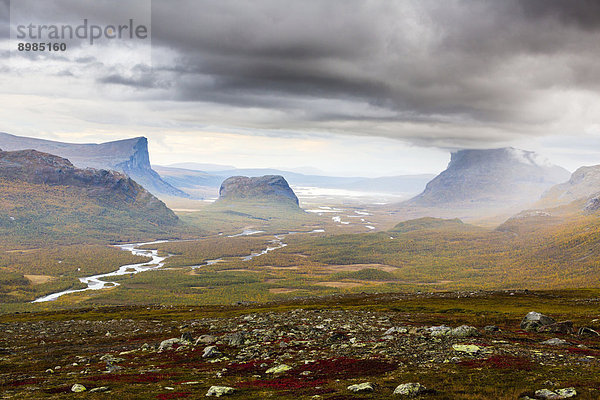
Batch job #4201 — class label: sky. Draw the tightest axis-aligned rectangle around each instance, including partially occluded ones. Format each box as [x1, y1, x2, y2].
[1, 0, 600, 176]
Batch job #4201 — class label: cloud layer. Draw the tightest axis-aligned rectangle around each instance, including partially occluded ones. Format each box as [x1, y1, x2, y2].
[3, 0, 600, 152]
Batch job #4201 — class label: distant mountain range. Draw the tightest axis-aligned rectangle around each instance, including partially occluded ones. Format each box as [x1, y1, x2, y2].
[405, 148, 570, 211]
[155, 164, 435, 198]
[0, 132, 188, 199]
[0, 148, 179, 244]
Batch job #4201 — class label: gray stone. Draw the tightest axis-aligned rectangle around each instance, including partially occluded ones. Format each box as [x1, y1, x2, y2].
[226, 332, 245, 346]
[202, 345, 222, 358]
[538, 321, 573, 334]
[265, 364, 292, 374]
[206, 386, 236, 397]
[555, 387, 577, 398]
[521, 312, 555, 332]
[196, 335, 217, 345]
[450, 325, 479, 338]
[484, 325, 499, 332]
[541, 338, 568, 346]
[158, 338, 183, 352]
[71, 384, 86, 393]
[578, 327, 600, 336]
[89, 386, 110, 393]
[347, 382, 374, 393]
[393, 382, 427, 396]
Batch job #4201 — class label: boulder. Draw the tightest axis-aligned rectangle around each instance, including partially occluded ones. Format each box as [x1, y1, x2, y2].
[538, 321, 573, 334]
[265, 364, 292, 374]
[520, 312, 555, 332]
[347, 382, 374, 393]
[206, 386, 236, 397]
[202, 345, 222, 359]
[394, 382, 427, 396]
[450, 325, 479, 338]
[71, 384, 86, 393]
[541, 338, 569, 346]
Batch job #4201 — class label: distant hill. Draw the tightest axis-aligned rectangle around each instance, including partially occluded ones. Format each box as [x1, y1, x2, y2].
[538, 165, 600, 208]
[0, 149, 179, 244]
[0, 132, 189, 199]
[390, 217, 468, 233]
[217, 175, 300, 207]
[405, 148, 570, 211]
[157, 164, 434, 197]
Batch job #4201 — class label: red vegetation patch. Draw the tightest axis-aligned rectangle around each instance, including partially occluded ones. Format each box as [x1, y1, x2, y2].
[85, 372, 177, 384]
[225, 360, 273, 376]
[567, 347, 600, 357]
[156, 392, 192, 400]
[298, 357, 397, 379]
[5, 378, 42, 387]
[241, 377, 327, 390]
[459, 355, 534, 371]
[44, 385, 72, 394]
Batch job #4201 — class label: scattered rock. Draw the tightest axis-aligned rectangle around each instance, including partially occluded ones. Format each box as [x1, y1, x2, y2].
[206, 386, 236, 397]
[196, 334, 217, 345]
[534, 387, 577, 399]
[578, 327, 600, 336]
[521, 312, 555, 332]
[428, 325, 451, 336]
[538, 321, 573, 334]
[71, 384, 86, 393]
[158, 338, 183, 352]
[226, 332, 245, 346]
[180, 332, 194, 343]
[541, 338, 568, 346]
[265, 364, 292, 374]
[89, 386, 110, 393]
[394, 382, 427, 396]
[450, 325, 479, 338]
[347, 382, 374, 393]
[452, 344, 480, 354]
[203, 345, 222, 359]
[555, 388, 577, 398]
[484, 325, 500, 332]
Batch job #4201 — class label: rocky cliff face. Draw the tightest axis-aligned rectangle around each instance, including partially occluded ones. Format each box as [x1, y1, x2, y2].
[539, 165, 600, 208]
[218, 175, 299, 206]
[0, 132, 189, 199]
[0, 149, 178, 230]
[407, 148, 570, 210]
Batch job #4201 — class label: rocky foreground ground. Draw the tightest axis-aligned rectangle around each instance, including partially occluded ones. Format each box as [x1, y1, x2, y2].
[1, 291, 599, 399]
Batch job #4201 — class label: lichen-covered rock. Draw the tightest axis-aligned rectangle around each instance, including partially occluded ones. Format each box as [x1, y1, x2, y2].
[202, 345, 222, 358]
[206, 386, 236, 397]
[71, 384, 86, 393]
[450, 325, 479, 338]
[394, 382, 427, 396]
[347, 382, 374, 393]
[265, 364, 292, 374]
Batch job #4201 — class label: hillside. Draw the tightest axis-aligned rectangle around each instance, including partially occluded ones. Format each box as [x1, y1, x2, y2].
[0, 149, 180, 245]
[0, 132, 188, 199]
[538, 165, 600, 208]
[405, 148, 570, 212]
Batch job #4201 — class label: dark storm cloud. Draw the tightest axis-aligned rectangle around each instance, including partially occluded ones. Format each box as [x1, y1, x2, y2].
[7, 0, 600, 147]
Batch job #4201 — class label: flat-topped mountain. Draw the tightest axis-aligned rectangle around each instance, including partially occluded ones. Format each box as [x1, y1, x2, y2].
[538, 165, 600, 208]
[0, 149, 179, 243]
[406, 148, 570, 210]
[217, 175, 299, 207]
[0, 132, 188, 199]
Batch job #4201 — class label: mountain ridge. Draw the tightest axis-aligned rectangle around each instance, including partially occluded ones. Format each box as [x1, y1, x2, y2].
[0, 132, 189, 199]
[405, 147, 570, 211]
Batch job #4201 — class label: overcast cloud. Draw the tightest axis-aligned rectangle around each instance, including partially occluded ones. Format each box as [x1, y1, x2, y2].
[1, 0, 600, 174]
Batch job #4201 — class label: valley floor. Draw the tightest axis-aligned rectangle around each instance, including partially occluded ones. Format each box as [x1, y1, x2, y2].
[1, 290, 599, 399]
